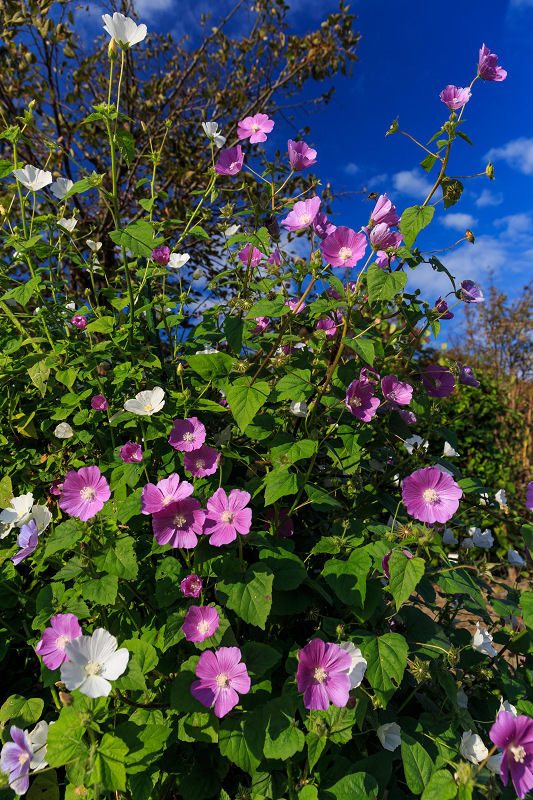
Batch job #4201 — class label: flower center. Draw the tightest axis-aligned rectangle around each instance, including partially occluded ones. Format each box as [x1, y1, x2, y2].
[196, 460, 206, 469]
[434, 379, 441, 388]
[198, 620, 210, 634]
[161, 495, 174, 506]
[350, 396, 362, 407]
[230, 162, 238, 171]
[251, 123, 260, 132]
[423, 488, 439, 503]
[221, 510, 235, 524]
[80, 486, 96, 502]
[216, 672, 229, 688]
[511, 745, 526, 763]
[144, 403, 153, 412]
[56, 635, 70, 649]
[183, 432, 195, 443]
[173, 514, 187, 528]
[389, 390, 398, 400]
[299, 213, 311, 225]
[313, 667, 328, 684]
[338, 246, 352, 262]
[18, 751, 30, 765]
[84, 659, 101, 676]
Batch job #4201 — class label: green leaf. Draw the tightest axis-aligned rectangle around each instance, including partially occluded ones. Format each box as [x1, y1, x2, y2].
[186, 352, 234, 381]
[116, 128, 135, 168]
[258, 548, 307, 590]
[62, 177, 99, 199]
[26, 769, 60, 800]
[121, 639, 158, 673]
[93, 534, 138, 580]
[55, 368, 78, 388]
[366, 264, 408, 304]
[363, 633, 408, 704]
[456, 130, 474, 147]
[46, 706, 88, 767]
[521, 591, 533, 630]
[306, 731, 328, 771]
[342, 336, 375, 366]
[401, 734, 435, 794]
[44, 519, 83, 559]
[189, 224, 210, 240]
[322, 772, 379, 800]
[92, 733, 128, 791]
[421, 770, 457, 800]
[263, 697, 305, 760]
[86, 316, 115, 334]
[27, 357, 50, 397]
[109, 220, 163, 257]
[226, 379, 271, 433]
[0, 695, 44, 727]
[420, 153, 437, 172]
[240, 642, 281, 676]
[388, 551, 425, 610]
[217, 563, 274, 629]
[4, 275, 41, 305]
[400, 205, 435, 249]
[219, 712, 264, 775]
[0, 159, 14, 178]
[323, 549, 372, 608]
[263, 468, 298, 506]
[245, 296, 288, 319]
[224, 317, 244, 354]
[276, 369, 314, 401]
[81, 573, 119, 605]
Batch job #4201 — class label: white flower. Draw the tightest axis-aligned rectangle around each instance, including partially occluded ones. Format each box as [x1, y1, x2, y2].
[57, 217, 78, 233]
[168, 252, 190, 270]
[461, 538, 474, 550]
[459, 730, 489, 764]
[62, 628, 129, 698]
[202, 121, 226, 148]
[472, 528, 494, 548]
[486, 753, 503, 773]
[31, 505, 52, 535]
[442, 528, 458, 545]
[0, 493, 34, 535]
[339, 642, 367, 689]
[65, 302, 76, 312]
[377, 722, 401, 751]
[28, 721, 49, 771]
[195, 347, 218, 355]
[403, 435, 428, 455]
[50, 178, 74, 200]
[443, 441, 459, 457]
[87, 240, 102, 252]
[225, 224, 240, 237]
[472, 622, 497, 658]
[124, 387, 165, 416]
[479, 492, 490, 506]
[457, 688, 468, 708]
[102, 12, 147, 50]
[508, 549, 525, 568]
[12, 165, 52, 192]
[290, 400, 308, 417]
[495, 488, 507, 507]
[54, 422, 74, 439]
[499, 698, 517, 717]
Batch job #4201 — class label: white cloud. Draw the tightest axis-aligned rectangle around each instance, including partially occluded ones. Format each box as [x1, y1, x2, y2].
[486, 137, 533, 176]
[344, 162, 359, 175]
[392, 168, 433, 199]
[509, 0, 533, 7]
[440, 213, 477, 232]
[494, 213, 533, 237]
[368, 173, 388, 186]
[475, 189, 503, 208]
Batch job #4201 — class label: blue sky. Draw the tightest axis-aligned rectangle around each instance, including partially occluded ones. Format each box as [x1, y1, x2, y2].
[80, 0, 533, 338]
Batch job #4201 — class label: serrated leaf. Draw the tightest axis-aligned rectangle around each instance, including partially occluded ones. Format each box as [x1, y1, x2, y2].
[400, 205, 434, 249]
[456, 130, 474, 147]
[224, 316, 244, 354]
[401, 734, 434, 794]
[186, 352, 233, 381]
[420, 153, 437, 172]
[116, 128, 134, 168]
[86, 316, 115, 334]
[226, 379, 271, 433]
[323, 549, 372, 607]
[44, 519, 83, 559]
[46, 706, 88, 767]
[342, 336, 375, 366]
[366, 264, 407, 304]
[109, 220, 163, 257]
[4, 276, 41, 306]
[263, 468, 298, 505]
[521, 591, 533, 630]
[0, 695, 44, 727]
[275, 369, 313, 401]
[322, 772, 379, 800]
[262, 697, 305, 760]
[363, 633, 408, 704]
[189, 225, 210, 240]
[93, 534, 138, 580]
[219, 713, 263, 775]
[217, 564, 274, 629]
[245, 296, 288, 318]
[91, 733, 128, 791]
[388, 551, 425, 610]
[81, 574, 118, 605]
[421, 769, 457, 800]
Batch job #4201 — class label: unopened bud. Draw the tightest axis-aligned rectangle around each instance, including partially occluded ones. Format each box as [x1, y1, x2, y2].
[58, 691, 73, 706]
[486, 161, 495, 181]
[108, 37, 118, 60]
[264, 214, 280, 239]
[465, 229, 475, 244]
[177, 363, 184, 374]
[386, 117, 399, 136]
[140, 120, 147, 133]
[192, 268, 203, 280]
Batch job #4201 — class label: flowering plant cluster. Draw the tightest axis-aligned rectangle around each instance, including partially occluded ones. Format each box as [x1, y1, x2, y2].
[0, 19, 532, 800]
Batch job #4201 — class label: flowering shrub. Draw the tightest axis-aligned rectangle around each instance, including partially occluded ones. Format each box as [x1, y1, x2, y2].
[0, 19, 532, 800]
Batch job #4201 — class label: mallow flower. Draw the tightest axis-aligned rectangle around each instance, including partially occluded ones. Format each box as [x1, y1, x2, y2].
[102, 12, 147, 49]
[478, 44, 507, 82]
[296, 639, 352, 710]
[237, 113, 274, 143]
[215, 146, 244, 176]
[460, 730, 489, 764]
[0, 726, 33, 795]
[508, 549, 526, 568]
[182, 606, 219, 642]
[11, 520, 39, 566]
[12, 165, 52, 192]
[124, 387, 165, 415]
[50, 177, 74, 200]
[58, 466, 111, 522]
[61, 628, 129, 698]
[35, 613, 82, 670]
[0, 492, 34, 534]
[402, 466, 462, 525]
[472, 622, 498, 658]
[490, 711, 533, 799]
[281, 197, 321, 232]
[369, 194, 400, 228]
[439, 85, 472, 110]
[288, 139, 317, 171]
[204, 488, 252, 546]
[338, 642, 367, 689]
[320, 226, 367, 268]
[191, 647, 250, 718]
[202, 121, 226, 148]
[377, 722, 401, 751]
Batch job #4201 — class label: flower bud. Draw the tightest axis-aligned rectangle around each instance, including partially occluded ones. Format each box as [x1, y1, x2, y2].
[192, 268, 203, 280]
[108, 37, 119, 60]
[465, 229, 475, 244]
[264, 214, 280, 239]
[486, 161, 495, 180]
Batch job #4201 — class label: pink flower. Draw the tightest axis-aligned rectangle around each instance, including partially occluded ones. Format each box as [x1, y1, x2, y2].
[316, 317, 338, 339]
[402, 466, 463, 524]
[320, 226, 367, 268]
[35, 613, 82, 670]
[359, 366, 380, 385]
[398, 408, 418, 426]
[237, 113, 274, 143]
[457, 363, 480, 388]
[152, 498, 206, 549]
[191, 646, 251, 718]
[267, 249, 281, 267]
[460, 279, 484, 303]
[296, 639, 352, 710]
[182, 606, 219, 642]
[215, 146, 244, 176]
[526, 482, 533, 512]
[12, 520, 39, 566]
[288, 139, 317, 171]
[58, 466, 111, 522]
[375, 251, 396, 270]
[434, 297, 454, 320]
[369, 194, 400, 228]
[265, 507, 294, 538]
[238, 243, 263, 267]
[286, 298, 306, 315]
[71, 315, 87, 330]
[91, 394, 108, 411]
[280, 197, 321, 232]
[381, 375, 413, 406]
[141, 473, 194, 515]
[180, 574, 203, 598]
[345, 380, 380, 422]
[382, 549, 412, 580]
[313, 212, 336, 240]
[119, 442, 143, 463]
[152, 245, 170, 265]
[204, 488, 252, 546]
[490, 711, 533, 799]
[439, 85, 472, 110]
[478, 44, 507, 82]
[169, 417, 206, 452]
[422, 365, 456, 398]
[369, 223, 403, 251]
[49, 479, 64, 496]
[183, 445, 221, 477]
[251, 317, 269, 335]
